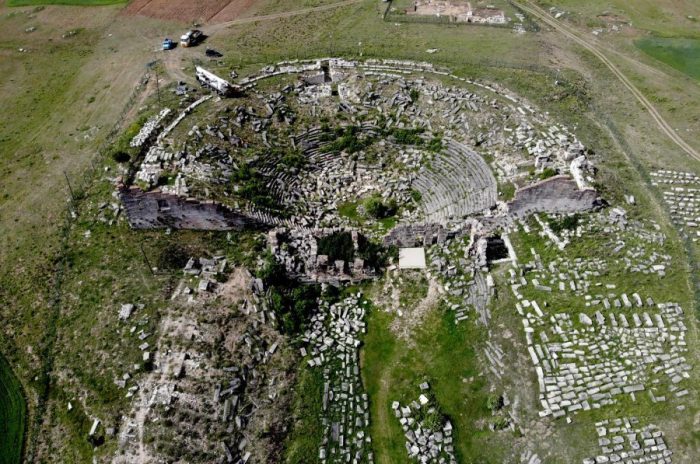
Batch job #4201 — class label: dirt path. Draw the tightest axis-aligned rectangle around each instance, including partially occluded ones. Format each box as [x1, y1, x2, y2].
[162, 51, 191, 84]
[516, 1, 700, 162]
[390, 276, 441, 343]
[372, 356, 394, 464]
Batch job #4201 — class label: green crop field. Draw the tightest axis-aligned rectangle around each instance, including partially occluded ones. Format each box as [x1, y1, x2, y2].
[6, 0, 126, 6]
[636, 37, 700, 81]
[0, 355, 25, 464]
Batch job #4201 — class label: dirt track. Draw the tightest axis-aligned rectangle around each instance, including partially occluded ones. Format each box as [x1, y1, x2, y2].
[515, 1, 700, 163]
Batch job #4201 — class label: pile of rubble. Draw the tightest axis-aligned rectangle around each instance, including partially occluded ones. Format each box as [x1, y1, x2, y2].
[181, 255, 227, 295]
[510, 214, 669, 304]
[582, 417, 672, 464]
[426, 232, 494, 325]
[117, 266, 291, 463]
[392, 383, 457, 463]
[500, 207, 694, 428]
[521, 300, 690, 419]
[130, 109, 172, 148]
[651, 170, 700, 242]
[301, 294, 373, 463]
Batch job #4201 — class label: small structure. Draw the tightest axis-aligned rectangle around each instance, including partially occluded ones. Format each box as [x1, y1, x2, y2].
[408, 1, 507, 24]
[399, 247, 427, 269]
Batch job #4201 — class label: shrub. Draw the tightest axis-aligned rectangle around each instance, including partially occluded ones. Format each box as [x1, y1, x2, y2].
[539, 167, 558, 180]
[232, 164, 282, 211]
[486, 394, 504, 412]
[257, 253, 320, 335]
[317, 231, 355, 262]
[357, 235, 392, 270]
[422, 410, 443, 431]
[111, 151, 130, 163]
[365, 197, 398, 219]
[491, 416, 510, 431]
[257, 252, 287, 287]
[426, 137, 443, 152]
[157, 174, 171, 186]
[280, 150, 306, 169]
[322, 126, 374, 154]
[548, 214, 581, 233]
[156, 243, 190, 270]
[389, 127, 424, 145]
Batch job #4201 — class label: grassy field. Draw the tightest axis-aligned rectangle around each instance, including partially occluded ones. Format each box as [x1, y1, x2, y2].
[636, 37, 700, 81]
[0, 5, 177, 461]
[283, 363, 325, 463]
[535, 0, 700, 37]
[0, 356, 25, 464]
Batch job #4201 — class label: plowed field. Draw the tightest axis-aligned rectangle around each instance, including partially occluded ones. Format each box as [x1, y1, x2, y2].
[123, 0, 257, 23]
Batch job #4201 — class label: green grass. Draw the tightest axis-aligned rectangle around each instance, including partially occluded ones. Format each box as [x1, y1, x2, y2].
[498, 181, 516, 201]
[7, 0, 126, 5]
[362, 303, 502, 463]
[283, 363, 324, 464]
[512, 212, 691, 307]
[0, 20, 107, 411]
[338, 201, 360, 221]
[0, 355, 25, 464]
[636, 37, 700, 81]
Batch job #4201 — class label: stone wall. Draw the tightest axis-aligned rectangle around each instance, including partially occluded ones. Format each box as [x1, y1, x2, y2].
[507, 175, 598, 218]
[120, 187, 263, 230]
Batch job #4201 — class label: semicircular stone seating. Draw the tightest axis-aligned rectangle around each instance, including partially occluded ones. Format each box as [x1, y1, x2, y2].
[414, 139, 497, 223]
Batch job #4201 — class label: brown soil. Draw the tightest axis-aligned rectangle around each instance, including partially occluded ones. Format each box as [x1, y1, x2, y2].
[122, 0, 258, 24]
[209, 0, 259, 23]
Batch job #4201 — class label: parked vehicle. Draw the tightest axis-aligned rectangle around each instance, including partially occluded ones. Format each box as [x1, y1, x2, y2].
[162, 38, 176, 50]
[180, 29, 203, 48]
